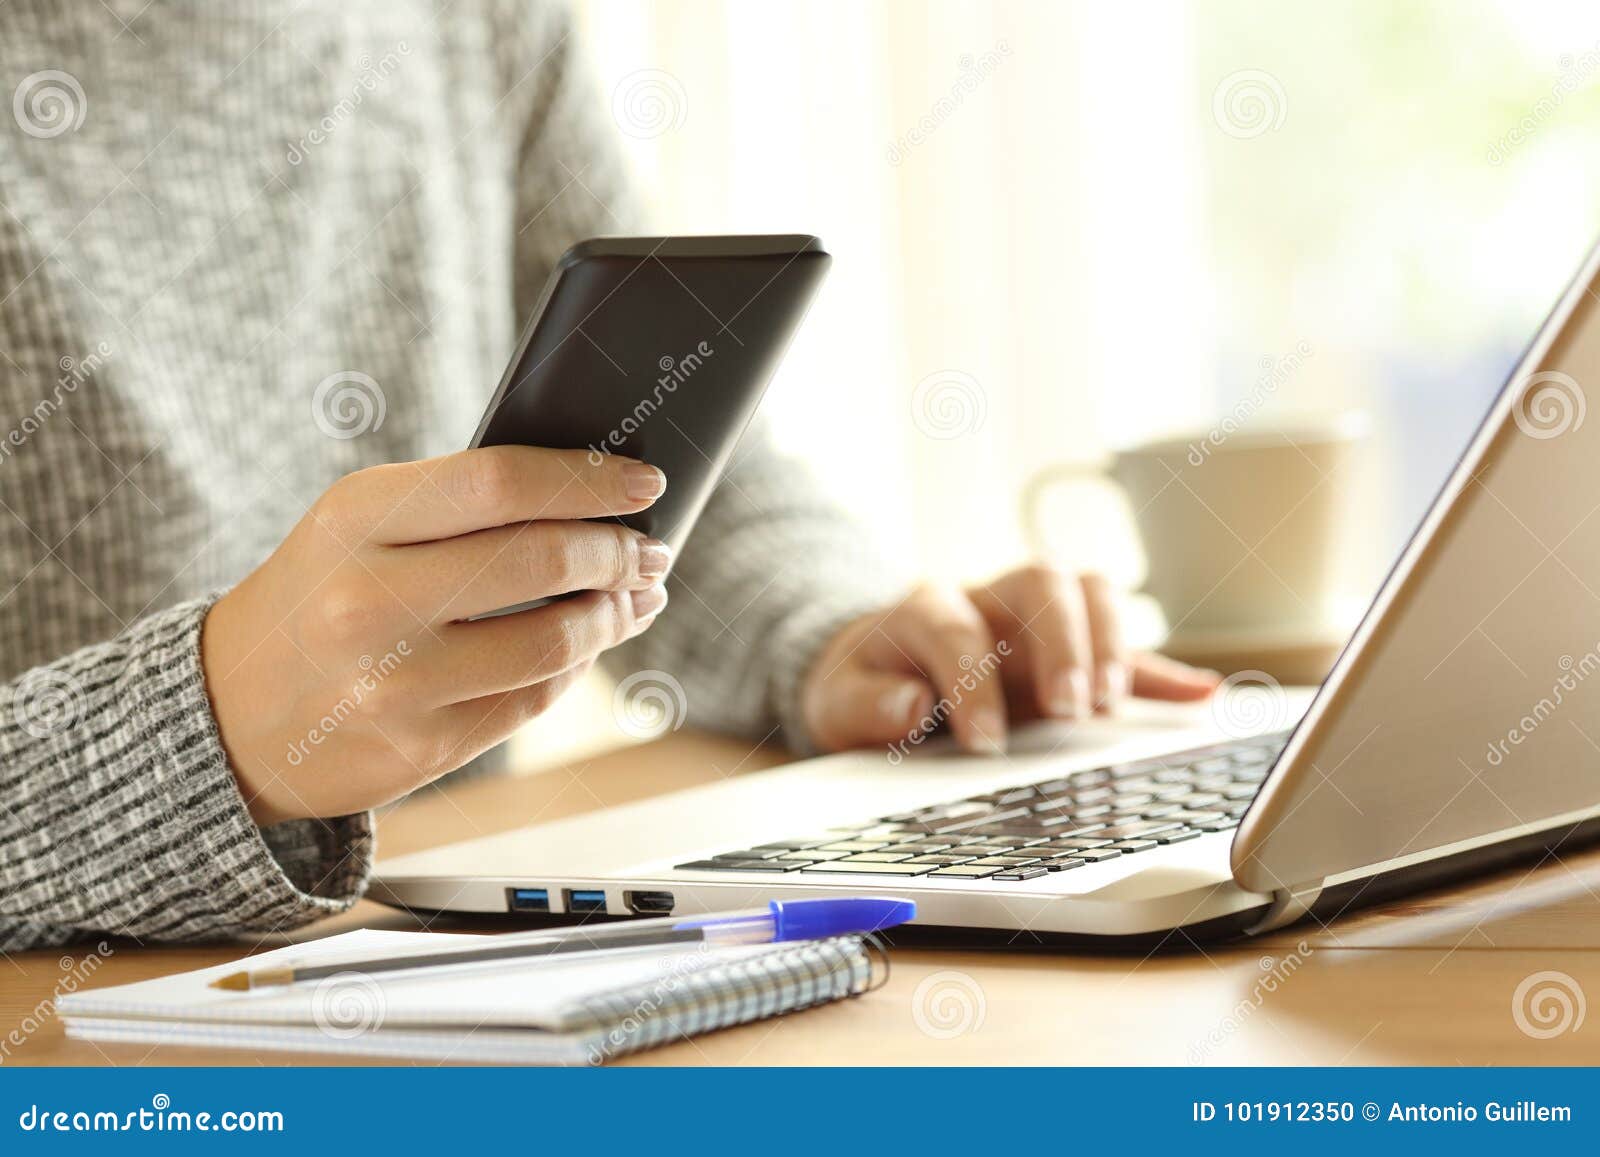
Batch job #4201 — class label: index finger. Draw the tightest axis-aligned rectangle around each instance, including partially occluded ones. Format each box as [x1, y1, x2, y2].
[896, 588, 1011, 754]
[327, 446, 666, 545]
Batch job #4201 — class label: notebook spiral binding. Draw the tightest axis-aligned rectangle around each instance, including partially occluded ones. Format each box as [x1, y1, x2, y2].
[570, 935, 878, 1064]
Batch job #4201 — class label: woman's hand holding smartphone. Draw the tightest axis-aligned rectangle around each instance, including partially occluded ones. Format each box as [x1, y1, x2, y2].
[203, 236, 826, 822]
[201, 446, 670, 825]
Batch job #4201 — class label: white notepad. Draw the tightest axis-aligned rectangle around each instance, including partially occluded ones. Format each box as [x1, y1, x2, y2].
[57, 929, 878, 1065]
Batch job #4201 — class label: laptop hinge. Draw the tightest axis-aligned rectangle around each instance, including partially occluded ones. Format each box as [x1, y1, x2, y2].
[1243, 880, 1324, 936]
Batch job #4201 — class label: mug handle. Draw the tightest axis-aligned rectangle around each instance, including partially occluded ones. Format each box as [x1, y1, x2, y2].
[1019, 461, 1127, 558]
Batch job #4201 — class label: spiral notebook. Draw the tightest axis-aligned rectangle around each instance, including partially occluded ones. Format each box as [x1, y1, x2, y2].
[56, 928, 883, 1064]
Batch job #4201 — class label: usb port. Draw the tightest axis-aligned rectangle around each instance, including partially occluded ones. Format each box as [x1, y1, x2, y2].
[565, 889, 607, 914]
[506, 887, 549, 913]
[624, 890, 675, 915]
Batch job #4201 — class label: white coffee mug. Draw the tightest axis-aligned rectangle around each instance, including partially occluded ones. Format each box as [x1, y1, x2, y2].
[1022, 422, 1364, 643]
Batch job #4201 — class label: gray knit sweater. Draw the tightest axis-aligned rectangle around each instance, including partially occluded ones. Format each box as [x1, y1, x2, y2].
[0, 2, 899, 951]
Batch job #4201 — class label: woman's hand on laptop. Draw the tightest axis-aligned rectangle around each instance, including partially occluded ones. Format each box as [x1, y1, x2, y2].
[201, 447, 671, 826]
[800, 565, 1220, 755]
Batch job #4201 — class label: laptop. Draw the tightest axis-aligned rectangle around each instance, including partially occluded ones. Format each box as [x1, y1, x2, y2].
[372, 238, 1600, 944]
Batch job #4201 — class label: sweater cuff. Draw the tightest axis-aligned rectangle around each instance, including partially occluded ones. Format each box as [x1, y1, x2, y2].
[133, 596, 374, 939]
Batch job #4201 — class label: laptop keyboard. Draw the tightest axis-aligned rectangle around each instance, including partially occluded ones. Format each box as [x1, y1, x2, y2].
[676, 732, 1291, 882]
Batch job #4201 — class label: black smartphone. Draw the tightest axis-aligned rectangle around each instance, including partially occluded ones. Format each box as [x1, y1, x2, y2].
[471, 235, 830, 563]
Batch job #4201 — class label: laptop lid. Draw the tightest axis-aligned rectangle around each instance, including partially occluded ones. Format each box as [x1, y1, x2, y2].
[1232, 236, 1600, 904]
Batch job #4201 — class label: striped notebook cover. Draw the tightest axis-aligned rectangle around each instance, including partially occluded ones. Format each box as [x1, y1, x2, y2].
[57, 928, 882, 1065]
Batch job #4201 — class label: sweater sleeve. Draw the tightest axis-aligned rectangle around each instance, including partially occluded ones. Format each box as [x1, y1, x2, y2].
[502, 6, 910, 753]
[0, 596, 372, 952]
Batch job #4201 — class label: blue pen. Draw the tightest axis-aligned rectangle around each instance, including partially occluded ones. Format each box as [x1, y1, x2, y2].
[215, 896, 916, 990]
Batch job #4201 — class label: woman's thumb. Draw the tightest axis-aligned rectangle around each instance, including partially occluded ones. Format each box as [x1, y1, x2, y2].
[806, 669, 933, 752]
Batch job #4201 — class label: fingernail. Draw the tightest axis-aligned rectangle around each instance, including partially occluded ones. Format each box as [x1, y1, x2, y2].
[1096, 661, 1126, 713]
[623, 462, 667, 500]
[1050, 670, 1080, 718]
[968, 708, 1008, 754]
[1070, 668, 1091, 717]
[631, 583, 668, 619]
[637, 537, 672, 580]
[879, 684, 922, 728]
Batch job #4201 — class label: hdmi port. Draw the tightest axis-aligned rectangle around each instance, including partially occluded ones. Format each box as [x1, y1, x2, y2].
[624, 890, 675, 914]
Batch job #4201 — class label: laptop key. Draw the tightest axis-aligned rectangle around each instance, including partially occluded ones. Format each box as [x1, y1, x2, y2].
[1041, 857, 1087, 871]
[968, 855, 1042, 867]
[929, 807, 1034, 833]
[675, 858, 803, 872]
[1156, 829, 1203, 844]
[1106, 839, 1159, 853]
[840, 851, 915, 862]
[946, 844, 1019, 856]
[723, 859, 808, 871]
[1092, 820, 1185, 840]
[1072, 849, 1123, 862]
[712, 848, 786, 860]
[1109, 793, 1154, 809]
[991, 787, 1039, 806]
[992, 867, 1050, 881]
[778, 850, 851, 861]
[906, 854, 979, 865]
[928, 865, 1003, 877]
[1038, 837, 1114, 851]
[798, 861, 936, 875]
[817, 840, 893, 852]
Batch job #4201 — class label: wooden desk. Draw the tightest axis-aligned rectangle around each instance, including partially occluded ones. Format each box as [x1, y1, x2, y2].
[6, 729, 1600, 1066]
